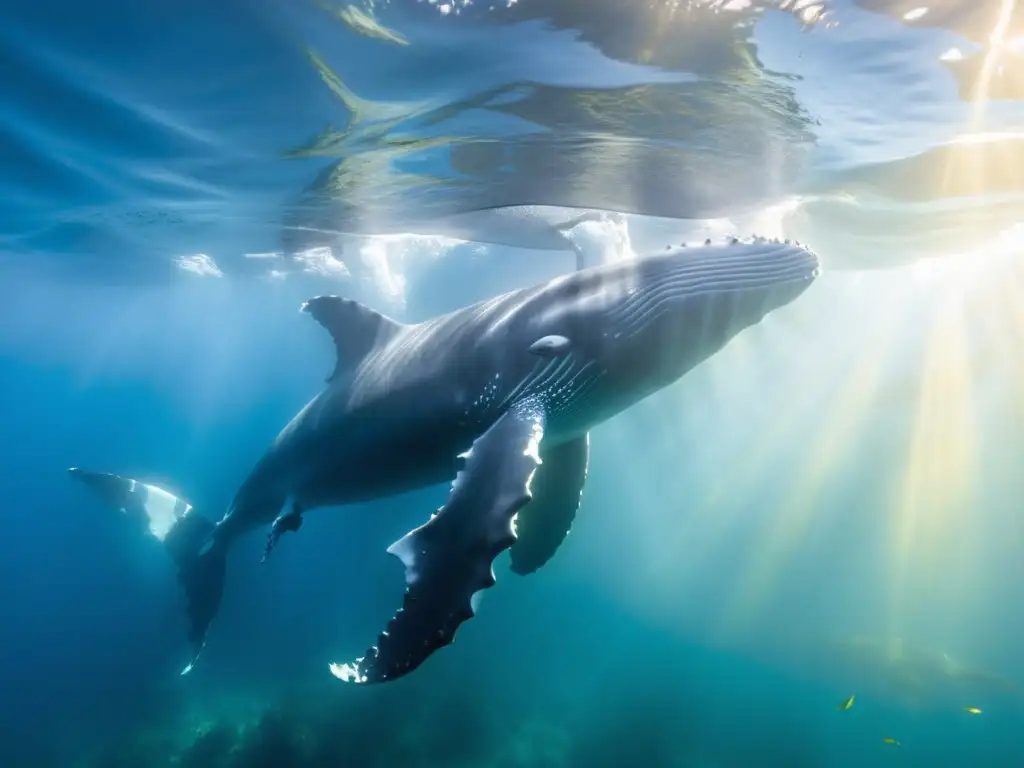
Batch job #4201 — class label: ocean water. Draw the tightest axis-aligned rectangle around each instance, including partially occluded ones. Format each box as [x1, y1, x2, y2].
[1, 0, 1022, 766]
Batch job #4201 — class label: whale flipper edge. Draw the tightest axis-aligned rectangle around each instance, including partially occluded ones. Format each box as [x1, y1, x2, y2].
[329, 400, 547, 684]
[509, 432, 589, 575]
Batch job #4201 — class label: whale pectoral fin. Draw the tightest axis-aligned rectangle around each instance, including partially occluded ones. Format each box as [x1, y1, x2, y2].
[509, 433, 589, 575]
[300, 295, 405, 382]
[329, 401, 547, 684]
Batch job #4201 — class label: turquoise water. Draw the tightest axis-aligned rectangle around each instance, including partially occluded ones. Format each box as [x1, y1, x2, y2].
[1, 0, 1022, 765]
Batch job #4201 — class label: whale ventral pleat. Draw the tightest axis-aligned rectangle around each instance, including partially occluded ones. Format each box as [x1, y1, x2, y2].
[301, 295, 406, 382]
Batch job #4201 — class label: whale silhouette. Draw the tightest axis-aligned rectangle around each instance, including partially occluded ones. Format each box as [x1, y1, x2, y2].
[71, 236, 819, 684]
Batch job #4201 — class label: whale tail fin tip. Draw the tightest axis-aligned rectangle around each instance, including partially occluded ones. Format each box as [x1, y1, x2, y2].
[165, 512, 226, 674]
[68, 468, 227, 674]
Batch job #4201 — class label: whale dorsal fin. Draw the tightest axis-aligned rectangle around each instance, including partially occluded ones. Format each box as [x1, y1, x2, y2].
[301, 295, 404, 382]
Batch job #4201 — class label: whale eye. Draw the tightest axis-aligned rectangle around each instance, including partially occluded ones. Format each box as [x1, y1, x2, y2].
[528, 334, 571, 357]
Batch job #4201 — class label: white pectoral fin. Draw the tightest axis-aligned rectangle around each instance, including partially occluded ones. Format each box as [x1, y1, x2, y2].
[509, 431, 589, 575]
[329, 400, 547, 684]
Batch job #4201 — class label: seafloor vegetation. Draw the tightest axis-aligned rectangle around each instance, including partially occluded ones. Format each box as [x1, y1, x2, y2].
[66, 672, 828, 768]
[19, 635, 1023, 768]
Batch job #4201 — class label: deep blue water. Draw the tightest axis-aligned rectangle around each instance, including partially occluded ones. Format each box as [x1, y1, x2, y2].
[1, 1, 1023, 766]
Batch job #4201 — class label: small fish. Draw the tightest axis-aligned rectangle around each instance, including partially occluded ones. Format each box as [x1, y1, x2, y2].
[963, 707, 982, 715]
[882, 737, 901, 747]
[836, 695, 855, 711]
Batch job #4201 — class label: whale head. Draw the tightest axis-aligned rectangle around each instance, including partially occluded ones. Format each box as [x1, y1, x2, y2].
[575, 237, 820, 404]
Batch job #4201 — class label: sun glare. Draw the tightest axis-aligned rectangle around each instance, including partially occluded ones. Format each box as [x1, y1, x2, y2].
[886, 277, 979, 640]
[599, 194, 1021, 657]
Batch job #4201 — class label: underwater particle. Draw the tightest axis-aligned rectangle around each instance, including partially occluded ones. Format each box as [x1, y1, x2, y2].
[963, 706, 983, 715]
[836, 694, 855, 711]
[882, 737, 901, 747]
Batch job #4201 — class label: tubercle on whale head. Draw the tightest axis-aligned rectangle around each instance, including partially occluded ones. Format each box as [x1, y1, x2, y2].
[654, 232, 821, 284]
[670, 233, 821, 282]
[665, 233, 814, 254]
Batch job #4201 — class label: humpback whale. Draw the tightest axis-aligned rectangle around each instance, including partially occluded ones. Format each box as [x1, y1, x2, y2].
[70, 236, 819, 684]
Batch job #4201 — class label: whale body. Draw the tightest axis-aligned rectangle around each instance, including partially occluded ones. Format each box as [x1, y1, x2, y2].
[71, 236, 819, 684]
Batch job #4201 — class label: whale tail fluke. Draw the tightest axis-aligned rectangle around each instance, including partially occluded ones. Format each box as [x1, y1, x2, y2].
[165, 513, 226, 675]
[67, 468, 227, 675]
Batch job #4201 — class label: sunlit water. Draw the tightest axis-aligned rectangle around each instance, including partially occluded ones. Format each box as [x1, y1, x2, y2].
[1, 1, 1022, 766]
